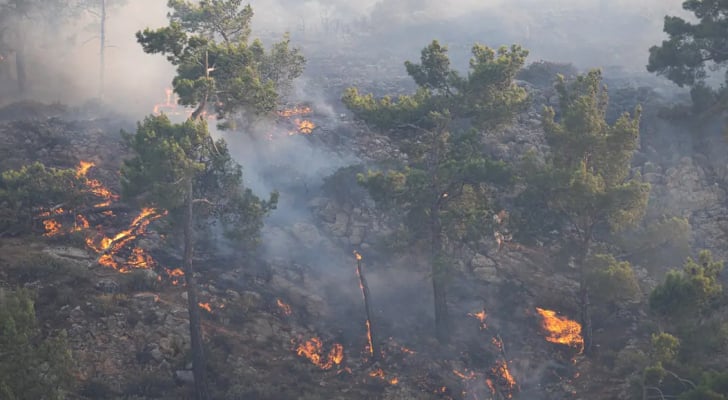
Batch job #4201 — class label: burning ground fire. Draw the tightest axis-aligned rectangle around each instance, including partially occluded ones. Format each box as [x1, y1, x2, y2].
[535, 308, 584, 353]
[40, 161, 184, 283]
[277, 105, 316, 136]
[295, 337, 344, 371]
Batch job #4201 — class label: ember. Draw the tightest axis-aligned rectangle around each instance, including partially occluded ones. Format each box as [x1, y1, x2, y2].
[492, 360, 517, 397]
[369, 368, 399, 385]
[199, 302, 212, 313]
[295, 337, 344, 370]
[535, 307, 584, 353]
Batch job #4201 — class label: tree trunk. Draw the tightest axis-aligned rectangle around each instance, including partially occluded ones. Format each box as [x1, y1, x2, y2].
[578, 241, 593, 355]
[99, 0, 106, 98]
[183, 177, 209, 400]
[431, 203, 449, 343]
[355, 253, 378, 361]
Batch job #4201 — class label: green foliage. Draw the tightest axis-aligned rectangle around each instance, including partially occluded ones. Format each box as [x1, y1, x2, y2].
[532, 69, 649, 247]
[650, 250, 724, 319]
[136, 0, 305, 128]
[651, 332, 680, 364]
[680, 371, 728, 400]
[647, 1, 728, 88]
[586, 253, 641, 305]
[121, 114, 277, 251]
[615, 216, 691, 270]
[343, 40, 528, 131]
[0, 162, 84, 234]
[516, 60, 578, 87]
[0, 288, 74, 400]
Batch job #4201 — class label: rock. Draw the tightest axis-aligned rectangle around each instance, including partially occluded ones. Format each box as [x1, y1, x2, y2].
[240, 290, 262, 309]
[473, 266, 502, 284]
[470, 254, 496, 270]
[95, 278, 120, 294]
[174, 370, 195, 385]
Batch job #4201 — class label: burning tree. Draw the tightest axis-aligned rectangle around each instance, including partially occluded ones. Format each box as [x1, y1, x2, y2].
[344, 40, 527, 343]
[522, 70, 649, 354]
[136, 0, 305, 129]
[121, 115, 277, 399]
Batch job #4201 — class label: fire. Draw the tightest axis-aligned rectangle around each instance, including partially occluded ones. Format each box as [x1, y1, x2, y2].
[164, 268, 185, 285]
[276, 298, 292, 316]
[364, 319, 374, 357]
[468, 309, 488, 330]
[277, 106, 312, 118]
[295, 337, 344, 370]
[290, 119, 315, 135]
[76, 160, 94, 178]
[535, 307, 584, 353]
[43, 219, 62, 236]
[492, 360, 517, 397]
[453, 369, 476, 380]
[199, 302, 212, 313]
[369, 368, 399, 385]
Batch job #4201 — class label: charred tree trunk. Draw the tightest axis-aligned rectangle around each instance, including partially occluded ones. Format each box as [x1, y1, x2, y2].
[99, 0, 106, 98]
[431, 203, 449, 344]
[183, 177, 209, 400]
[354, 252, 378, 361]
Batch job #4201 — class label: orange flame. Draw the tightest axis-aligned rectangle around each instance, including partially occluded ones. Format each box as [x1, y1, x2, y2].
[199, 302, 212, 313]
[277, 106, 312, 118]
[42, 219, 62, 236]
[276, 298, 292, 316]
[468, 309, 488, 330]
[535, 308, 584, 353]
[492, 360, 517, 397]
[295, 337, 344, 370]
[369, 368, 399, 385]
[290, 119, 315, 135]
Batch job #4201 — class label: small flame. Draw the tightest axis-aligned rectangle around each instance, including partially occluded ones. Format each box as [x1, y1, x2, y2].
[369, 368, 398, 385]
[354, 250, 362, 261]
[291, 119, 315, 135]
[295, 337, 344, 370]
[453, 369, 476, 380]
[43, 219, 62, 236]
[199, 302, 212, 312]
[535, 307, 584, 353]
[277, 106, 312, 118]
[276, 298, 292, 316]
[468, 309, 488, 330]
[492, 360, 517, 397]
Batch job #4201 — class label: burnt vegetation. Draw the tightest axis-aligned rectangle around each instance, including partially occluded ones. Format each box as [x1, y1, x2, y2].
[2, 1, 728, 400]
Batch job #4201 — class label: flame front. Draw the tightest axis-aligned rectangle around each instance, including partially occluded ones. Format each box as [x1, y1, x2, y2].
[277, 106, 312, 118]
[535, 307, 584, 353]
[295, 337, 344, 370]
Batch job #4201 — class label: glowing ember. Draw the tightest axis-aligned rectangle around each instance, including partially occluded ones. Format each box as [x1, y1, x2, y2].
[164, 268, 185, 285]
[369, 368, 399, 385]
[75, 214, 90, 230]
[276, 298, 292, 316]
[535, 307, 584, 353]
[453, 369, 476, 380]
[295, 338, 344, 370]
[468, 309, 488, 330]
[492, 360, 517, 397]
[400, 346, 416, 355]
[199, 302, 212, 313]
[43, 219, 62, 236]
